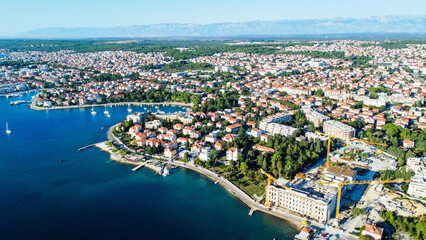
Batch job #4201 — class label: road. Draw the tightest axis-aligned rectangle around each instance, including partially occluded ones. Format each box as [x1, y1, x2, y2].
[104, 125, 356, 239]
[107, 123, 135, 153]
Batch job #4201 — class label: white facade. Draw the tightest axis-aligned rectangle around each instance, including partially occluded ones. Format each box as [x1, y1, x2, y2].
[323, 120, 355, 140]
[226, 148, 240, 161]
[269, 185, 337, 222]
[407, 174, 426, 199]
[145, 120, 161, 129]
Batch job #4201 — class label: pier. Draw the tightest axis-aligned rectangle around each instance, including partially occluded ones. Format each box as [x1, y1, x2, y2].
[132, 163, 145, 172]
[10, 100, 31, 105]
[78, 144, 96, 151]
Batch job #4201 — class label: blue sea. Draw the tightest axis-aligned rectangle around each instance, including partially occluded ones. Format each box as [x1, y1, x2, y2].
[0, 93, 298, 240]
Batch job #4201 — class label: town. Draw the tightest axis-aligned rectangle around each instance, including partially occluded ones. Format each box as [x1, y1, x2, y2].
[1, 39, 426, 240]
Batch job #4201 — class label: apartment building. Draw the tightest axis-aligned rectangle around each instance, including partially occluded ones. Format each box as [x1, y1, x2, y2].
[323, 120, 356, 139]
[406, 157, 426, 199]
[407, 175, 426, 199]
[259, 112, 293, 127]
[305, 110, 330, 127]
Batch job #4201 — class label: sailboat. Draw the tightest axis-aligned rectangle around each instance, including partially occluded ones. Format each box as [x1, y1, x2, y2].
[91, 107, 97, 115]
[6, 122, 11, 134]
[127, 104, 132, 113]
[104, 106, 109, 115]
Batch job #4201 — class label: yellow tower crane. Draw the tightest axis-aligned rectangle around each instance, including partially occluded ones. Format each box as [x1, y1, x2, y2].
[323, 179, 410, 226]
[315, 131, 388, 169]
[260, 169, 290, 207]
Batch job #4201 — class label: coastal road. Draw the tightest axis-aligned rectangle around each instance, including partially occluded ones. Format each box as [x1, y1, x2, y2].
[107, 123, 135, 153]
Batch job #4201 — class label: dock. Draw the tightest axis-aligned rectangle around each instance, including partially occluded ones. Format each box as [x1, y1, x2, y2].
[132, 163, 145, 172]
[10, 100, 31, 105]
[78, 144, 96, 151]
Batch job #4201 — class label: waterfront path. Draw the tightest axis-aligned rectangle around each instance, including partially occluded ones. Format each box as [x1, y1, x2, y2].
[101, 122, 355, 238]
[30, 100, 192, 111]
[168, 160, 311, 228]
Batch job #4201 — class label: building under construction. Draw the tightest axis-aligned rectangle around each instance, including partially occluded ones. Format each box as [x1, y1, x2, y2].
[268, 178, 338, 222]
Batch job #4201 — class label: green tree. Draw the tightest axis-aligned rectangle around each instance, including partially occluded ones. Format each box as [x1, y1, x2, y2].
[240, 162, 248, 174]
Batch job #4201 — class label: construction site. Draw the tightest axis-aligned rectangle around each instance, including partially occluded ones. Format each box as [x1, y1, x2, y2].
[262, 134, 426, 239]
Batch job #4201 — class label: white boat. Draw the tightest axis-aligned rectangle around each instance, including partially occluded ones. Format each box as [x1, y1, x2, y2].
[127, 104, 132, 113]
[104, 106, 109, 115]
[161, 166, 170, 176]
[6, 122, 11, 134]
[143, 107, 147, 110]
[106, 114, 111, 118]
[91, 107, 97, 115]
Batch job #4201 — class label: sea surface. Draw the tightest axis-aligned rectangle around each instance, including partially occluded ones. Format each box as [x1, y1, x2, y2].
[0, 93, 298, 240]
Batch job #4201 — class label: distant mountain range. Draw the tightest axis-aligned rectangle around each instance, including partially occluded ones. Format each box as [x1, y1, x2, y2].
[19, 15, 426, 39]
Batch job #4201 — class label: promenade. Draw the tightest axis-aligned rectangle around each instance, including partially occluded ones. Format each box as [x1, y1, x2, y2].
[101, 123, 356, 239]
[30, 100, 192, 111]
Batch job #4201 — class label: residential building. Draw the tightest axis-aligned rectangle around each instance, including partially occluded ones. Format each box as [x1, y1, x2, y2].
[226, 147, 240, 161]
[362, 223, 384, 240]
[226, 124, 242, 133]
[252, 144, 275, 153]
[407, 174, 426, 199]
[403, 139, 415, 149]
[145, 120, 161, 130]
[305, 110, 330, 127]
[164, 147, 176, 158]
[323, 120, 356, 139]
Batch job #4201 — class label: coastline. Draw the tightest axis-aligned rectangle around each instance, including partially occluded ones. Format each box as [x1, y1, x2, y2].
[95, 141, 162, 174]
[30, 100, 192, 111]
[169, 161, 305, 229]
[101, 123, 305, 229]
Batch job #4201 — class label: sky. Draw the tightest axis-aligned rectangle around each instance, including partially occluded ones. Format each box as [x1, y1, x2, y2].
[0, 0, 425, 36]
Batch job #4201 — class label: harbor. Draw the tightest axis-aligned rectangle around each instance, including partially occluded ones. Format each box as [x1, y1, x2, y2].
[30, 100, 193, 111]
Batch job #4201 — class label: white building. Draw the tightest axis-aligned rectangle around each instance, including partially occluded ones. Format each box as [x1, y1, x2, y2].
[304, 110, 330, 127]
[269, 184, 337, 222]
[323, 120, 355, 140]
[260, 123, 297, 137]
[259, 112, 295, 137]
[407, 174, 426, 199]
[226, 147, 240, 161]
[199, 148, 211, 161]
[406, 157, 426, 174]
[126, 112, 147, 123]
[145, 120, 161, 130]
[406, 158, 426, 199]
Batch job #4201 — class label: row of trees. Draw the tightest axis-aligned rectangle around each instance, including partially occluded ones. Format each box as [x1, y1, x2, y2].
[107, 88, 197, 103]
